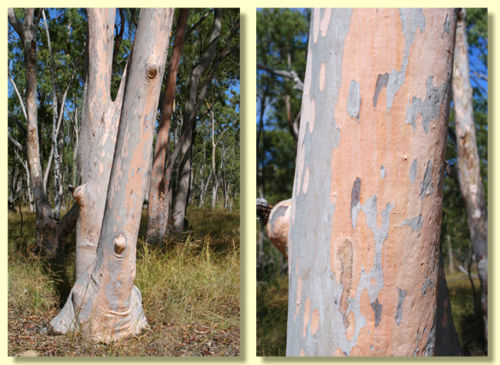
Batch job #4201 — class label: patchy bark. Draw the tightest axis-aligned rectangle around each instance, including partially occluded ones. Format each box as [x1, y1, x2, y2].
[51, 8, 174, 342]
[71, 9, 127, 280]
[147, 9, 189, 243]
[452, 8, 488, 342]
[286, 9, 460, 356]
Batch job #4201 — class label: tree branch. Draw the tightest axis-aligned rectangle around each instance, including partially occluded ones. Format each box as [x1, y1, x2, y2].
[8, 8, 24, 42]
[257, 63, 304, 91]
[8, 74, 28, 121]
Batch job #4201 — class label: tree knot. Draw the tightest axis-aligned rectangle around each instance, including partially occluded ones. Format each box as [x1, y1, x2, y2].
[146, 57, 160, 79]
[113, 234, 127, 255]
[73, 184, 87, 206]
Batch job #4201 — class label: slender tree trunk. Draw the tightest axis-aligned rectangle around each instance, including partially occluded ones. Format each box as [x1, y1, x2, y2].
[211, 110, 218, 208]
[72, 106, 79, 188]
[286, 9, 460, 356]
[9, 8, 58, 255]
[51, 8, 173, 342]
[447, 235, 455, 273]
[171, 9, 224, 232]
[147, 9, 189, 243]
[452, 8, 488, 343]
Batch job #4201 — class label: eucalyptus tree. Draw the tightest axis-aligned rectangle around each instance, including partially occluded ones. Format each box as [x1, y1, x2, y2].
[286, 9, 460, 356]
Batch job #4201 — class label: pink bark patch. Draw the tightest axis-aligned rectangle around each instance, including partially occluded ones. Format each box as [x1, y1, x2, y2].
[320, 9, 332, 37]
[319, 62, 326, 91]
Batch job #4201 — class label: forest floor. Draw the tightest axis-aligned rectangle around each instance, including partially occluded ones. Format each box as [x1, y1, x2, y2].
[8, 206, 240, 357]
[257, 248, 486, 356]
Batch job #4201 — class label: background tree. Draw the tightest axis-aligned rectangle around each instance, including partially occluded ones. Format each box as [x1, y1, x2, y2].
[147, 9, 189, 243]
[449, 7, 488, 348]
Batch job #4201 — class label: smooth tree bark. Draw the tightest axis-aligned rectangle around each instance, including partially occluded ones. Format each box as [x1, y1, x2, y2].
[147, 9, 189, 243]
[70, 9, 127, 280]
[50, 8, 174, 342]
[286, 9, 460, 356]
[452, 8, 488, 341]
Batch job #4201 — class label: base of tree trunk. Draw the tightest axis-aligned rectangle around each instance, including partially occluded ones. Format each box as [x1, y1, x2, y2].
[50, 269, 148, 343]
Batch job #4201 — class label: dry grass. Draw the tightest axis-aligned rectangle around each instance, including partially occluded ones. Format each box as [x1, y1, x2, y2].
[8, 207, 240, 357]
[256, 271, 486, 356]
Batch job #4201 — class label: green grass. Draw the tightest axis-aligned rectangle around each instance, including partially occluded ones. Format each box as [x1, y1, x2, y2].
[8, 207, 240, 357]
[256, 270, 486, 356]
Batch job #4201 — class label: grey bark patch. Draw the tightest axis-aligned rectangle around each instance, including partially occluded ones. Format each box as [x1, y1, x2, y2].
[347, 79, 361, 119]
[442, 14, 450, 38]
[370, 298, 382, 327]
[420, 160, 433, 199]
[380, 165, 386, 179]
[425, 323, 436, 356]
[422, 277, 434, 296]
[402, 214, 423, 231]
[373, 73, 389, 107]
[410, 158, 418, 183]
[269, 205, 289, 228]
[287, 8, 353, 357]
[395, 287, 407, 325]
[405, 76, 447, 133]
[379, 9, 426, 112]
[351, 177, 362, 229]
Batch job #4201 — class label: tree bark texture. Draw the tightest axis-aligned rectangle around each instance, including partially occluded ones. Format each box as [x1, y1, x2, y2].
[51, 8, 174, 342]
[286, 9, 460, 356]
[147, 9, 189, 243]
[71, 9, 126, 280]
[452, 8, 488, 342]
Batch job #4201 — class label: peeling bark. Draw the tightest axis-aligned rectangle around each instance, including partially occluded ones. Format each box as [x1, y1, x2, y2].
[286, 9, 460, 356]
[51, 8, 174, 342]
[452, 8, 488, 342]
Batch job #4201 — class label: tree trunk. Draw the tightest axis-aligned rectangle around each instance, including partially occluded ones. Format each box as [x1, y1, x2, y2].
[286, 9, 460, 356]
[147, 9, 189, 243]
[51, 8, 173, 342]
[171, 9, 223, 232]
[9, 8, 60, 255]
[71, 9, 126, 280]
[452, 8, 488, 343]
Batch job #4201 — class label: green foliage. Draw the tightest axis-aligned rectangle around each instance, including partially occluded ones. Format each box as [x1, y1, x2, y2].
[257, 8, 308, 200]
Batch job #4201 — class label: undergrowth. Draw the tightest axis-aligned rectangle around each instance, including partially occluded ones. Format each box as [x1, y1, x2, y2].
[256, 269, 486, 356]
[8, 207, 240, 357]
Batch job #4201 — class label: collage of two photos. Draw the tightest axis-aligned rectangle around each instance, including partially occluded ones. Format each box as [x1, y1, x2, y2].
[7, 7, 488, 358]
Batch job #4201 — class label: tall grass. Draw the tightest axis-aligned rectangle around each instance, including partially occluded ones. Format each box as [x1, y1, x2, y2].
[8, 207, 240, 356]
[257, 263, 485, 356]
